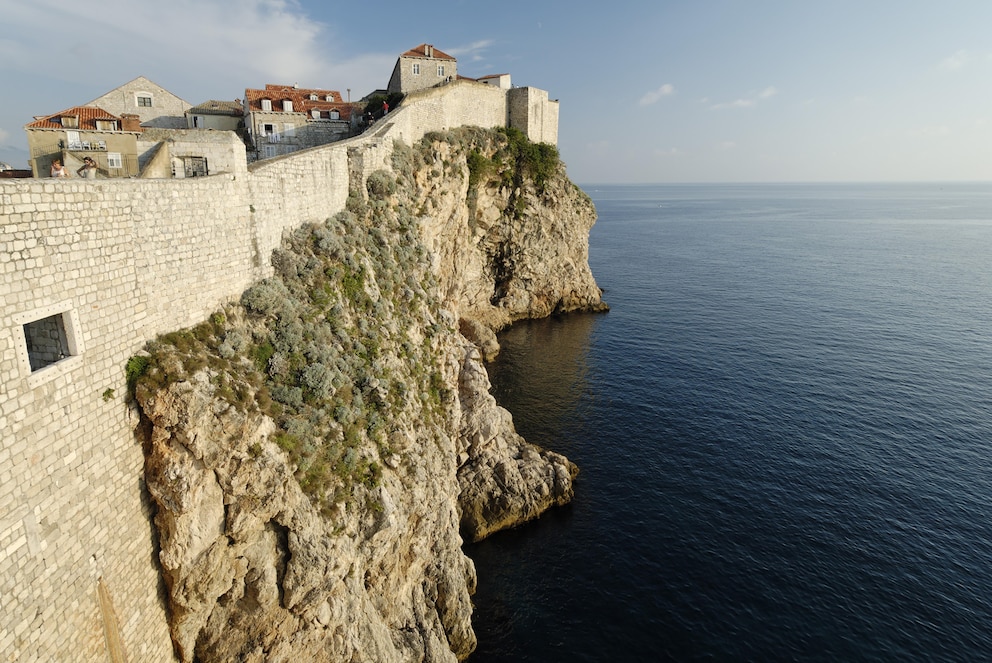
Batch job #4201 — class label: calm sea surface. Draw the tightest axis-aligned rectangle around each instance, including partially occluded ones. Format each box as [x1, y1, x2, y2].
[464, 183, 992, 662]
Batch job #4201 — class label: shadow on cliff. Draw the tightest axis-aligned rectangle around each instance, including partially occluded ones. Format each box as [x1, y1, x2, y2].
[130, 402, 179, 659]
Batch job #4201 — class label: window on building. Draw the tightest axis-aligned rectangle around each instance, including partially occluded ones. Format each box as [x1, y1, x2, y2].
[95, 120, 118, 131]
[263, 145, 277, 158]
[412, 63, 421, 75]
[329, 110, 340, 120]
[23, 314, 70, 372]
[309, 94, 318, 101]
[261, 99, 272, 111]
[263, 123, 275, 135]
[183, 156, 208, 177]
[66, 131, 82, 150]
[311, 109, 321, 119]
[14, 302, 84, 384]
[437, 65, 445, 77]
[283, 123, 295, 138]
[325, 95, 334, 102]
[282, 100, 293, 112]
[107, 152, 122, 169]
[136, 95, 153, 107]
[61, 115, 79, 129]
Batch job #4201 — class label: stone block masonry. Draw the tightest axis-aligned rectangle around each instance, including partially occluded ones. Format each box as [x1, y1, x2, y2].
[0, 79, 559, 661]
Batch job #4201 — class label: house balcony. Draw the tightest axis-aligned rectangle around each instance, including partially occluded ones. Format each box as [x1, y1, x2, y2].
[62, 139, 108, 151]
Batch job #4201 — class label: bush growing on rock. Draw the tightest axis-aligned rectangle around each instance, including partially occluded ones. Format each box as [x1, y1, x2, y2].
[131, 158, 459, 518]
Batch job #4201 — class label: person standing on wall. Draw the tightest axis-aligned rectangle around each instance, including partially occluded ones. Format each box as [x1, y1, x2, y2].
[382, 100, 389, 116]
[50, 159, 68, 178]
[77, 156, 97, 179]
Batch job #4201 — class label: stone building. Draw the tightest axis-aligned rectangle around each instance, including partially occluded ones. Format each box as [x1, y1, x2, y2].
[186, 100, 244, 131]
[137, 128, 247, 178]
[243, 84, 354, 161]
[474, 73, 512, 89]
[85, 76, 191, 129]
[24, 106, 141, 178]
[387, 43, 458, 95]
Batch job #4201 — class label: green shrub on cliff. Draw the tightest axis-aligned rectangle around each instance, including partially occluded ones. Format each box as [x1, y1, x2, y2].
[131, 158, 453, 520]
[497, 126, 559, 191]
[433, 125, 561, 202]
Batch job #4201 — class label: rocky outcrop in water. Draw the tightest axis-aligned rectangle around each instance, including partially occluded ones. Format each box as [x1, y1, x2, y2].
[134, 127, 604, 661]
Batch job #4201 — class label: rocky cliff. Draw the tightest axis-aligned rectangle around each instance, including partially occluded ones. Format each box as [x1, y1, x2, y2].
[132, 127, 606, 662]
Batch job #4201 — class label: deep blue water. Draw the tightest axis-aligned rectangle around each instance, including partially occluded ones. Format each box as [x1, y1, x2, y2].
[465, 183, 992, 662]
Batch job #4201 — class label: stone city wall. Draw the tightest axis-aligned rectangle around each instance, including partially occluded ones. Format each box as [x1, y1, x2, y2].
[0, 79, 557, 662]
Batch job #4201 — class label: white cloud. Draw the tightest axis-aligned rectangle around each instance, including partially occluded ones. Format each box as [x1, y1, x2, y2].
[586, 140, 612, 152]
[914, 125, 951, 137]
[0, 128, 8, 144]
[447, 40, 495, 62]
[0, 0, 392, 98]
[939, 50, 969, 71]
[639, 84, 675, 106]
[709, 86, 778, 110]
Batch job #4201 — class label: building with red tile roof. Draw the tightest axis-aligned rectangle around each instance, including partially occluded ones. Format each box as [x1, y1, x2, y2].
[24, 106, 142, 178]
[387, 44, 459, 95]
[243, 84, 357, 161]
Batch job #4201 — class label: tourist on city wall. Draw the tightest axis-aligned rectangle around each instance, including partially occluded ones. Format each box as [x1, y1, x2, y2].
[50, 159, 68, 178]
[77, 156, 97, 179]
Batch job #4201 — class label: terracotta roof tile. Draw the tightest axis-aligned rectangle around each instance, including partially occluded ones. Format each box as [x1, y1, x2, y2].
[244, 85, 347, 113]
[400, 44, 456, 61]
[24, 106, 123, 130]
[244, 86, 360, 122]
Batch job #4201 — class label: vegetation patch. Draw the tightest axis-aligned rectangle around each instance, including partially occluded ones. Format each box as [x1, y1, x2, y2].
[130, 168, 453, 520]
[130, 126, 568, 521]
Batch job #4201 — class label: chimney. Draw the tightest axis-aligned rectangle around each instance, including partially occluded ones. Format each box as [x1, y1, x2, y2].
[426, 44, 433, 58]
[120, 113, 142, 132]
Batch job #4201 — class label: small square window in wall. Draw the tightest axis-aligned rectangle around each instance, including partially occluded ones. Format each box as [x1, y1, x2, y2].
[107, 152, 123, 169]
[412, 63, 420, 75]
[137, 95, 153, 107]
[13, 301, 85, 388]
[24, 315, 69, 371]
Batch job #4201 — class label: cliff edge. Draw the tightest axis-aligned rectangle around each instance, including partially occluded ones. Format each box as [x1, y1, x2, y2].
[132, 127, 605, 661]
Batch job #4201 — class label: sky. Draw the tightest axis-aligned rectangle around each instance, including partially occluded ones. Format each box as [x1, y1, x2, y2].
[1, 0, 990, 183]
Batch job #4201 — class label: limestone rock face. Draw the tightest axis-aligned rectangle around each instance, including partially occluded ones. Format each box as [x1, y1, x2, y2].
[402, 131, 608, 335]
[136, 129, 602, 661]
[141, 368, 478, 663]
[452, 341, 578, 542]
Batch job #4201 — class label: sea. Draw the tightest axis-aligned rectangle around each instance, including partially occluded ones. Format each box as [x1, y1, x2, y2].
[464, 183, 992, 662]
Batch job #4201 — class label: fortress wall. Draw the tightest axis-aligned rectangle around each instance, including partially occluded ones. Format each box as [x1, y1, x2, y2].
[247, 136, 350, 260]
[1, 179, 179, 661]
[0, 79, 558, 662]
[508, 87, 560, 146]
[390, 81, 509, 143]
